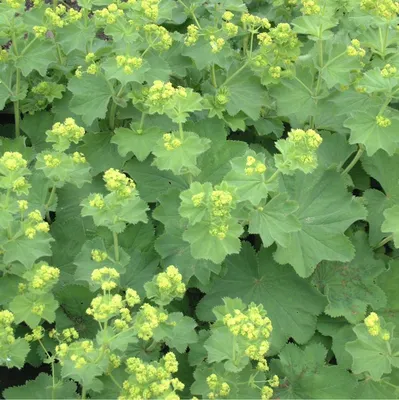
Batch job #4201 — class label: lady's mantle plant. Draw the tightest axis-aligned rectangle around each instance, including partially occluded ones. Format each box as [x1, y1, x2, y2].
[1, 0, 399, 398]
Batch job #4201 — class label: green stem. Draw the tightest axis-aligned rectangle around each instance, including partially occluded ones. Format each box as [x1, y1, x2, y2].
[310, 32, 324, 129]
[145, 339, 159, 353]
[81, 387, 86, 400]
[139, 112, 146, 130]
[109, 101, 117, 131]
[176, 0, 201, 28]
[211, 64, 217, 88]
[374, 234, 393, 250]
[242, 23, 249, 55]
[222, 60, 250, 87]
[113, 231, 119, 262]
[45, 185, 57, 221]
[53, 0, 58, 10]
[109, 373, 122, 390]
[249, 31, 255, 58]
[379, 25, 389, 59]
[265, 170, 280, 184]
[178, 121, 184, 139]
[12, 28, 21, 138]
[38, 340, 56, 400]
[341, 145, 364, 175]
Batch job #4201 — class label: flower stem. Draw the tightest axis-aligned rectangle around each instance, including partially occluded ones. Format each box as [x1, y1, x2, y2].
[222, 60, 250, 87]
[139, 112, 146, 130]
[113, 231, 119, 262]
[341, 145, 364, 175]
[45, 185, 57, 222]
[81, 387, 86, 400]
[374, 234, 393, 250]
[179, 121, 184, 139]
[211, 64, 217, 88]
[109, 373, 122, 390]
[109, 100, 117, 131]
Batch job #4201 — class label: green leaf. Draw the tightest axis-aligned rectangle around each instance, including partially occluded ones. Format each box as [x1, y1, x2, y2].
[58, 21, 96, 54]
[79, 131, 130, 175]
[197, 244, 325, 352]
[359, 68, 398, 93]
[248, 194, 301, 247]
[102, 58, 149, 86]
[1, 232, 54, 268]
[224, 69, 267, 120]
[153, 312, 197, 353]
[16, 40, 57, 77]
[271, 343, 357, 398]
[112, 125, 162, 161]
[312, 231, 386, 323]
[68, 75, 113, 126]
[344, 109, 399, 156]
[292, 15, 338, 39]
[204, 326, 248, 372]
[10, 293, 58, 328]
[183, 220, 243, 265]
[223, 150, 277, 205]
[3, 373, 77, 399]
[346, 317, 399, 380]
[382, 205, 399, 248]
[1, 338, 30, 370]
[124, 157, 188, 202]
[274, 169, 367, 277]
[152, 131, 210, 176]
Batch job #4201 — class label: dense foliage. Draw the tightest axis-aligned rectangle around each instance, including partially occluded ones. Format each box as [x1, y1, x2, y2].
[1, 0, 399, 398]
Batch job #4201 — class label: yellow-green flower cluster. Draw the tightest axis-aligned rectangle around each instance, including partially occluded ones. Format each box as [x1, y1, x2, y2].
[24, 210, 50, 239]
[31, 303, 45, 316]
[269, 66, 281, 79]
[56, 339, 95, 369]
[209, 35, 225, 53]
[163, 133, 182, 151]
[134, 303, 168, 340]
[43, 154, 61, 168]
[91, 267, 120, 291]
[224, 303, 272, 370]
[12, 176, 30, 195]
[223, 11, 234, 21]
[258, 32, 272, 47]
[143, 24, 173, 51]
[0, 49, 8, 63]
[116, 55, 143, 74]
[0, 310, 16, 349]
[49, 327, 79, 343]
[44, 6, 67, 28]
[241, 13, 271, 29]
[381, 63, 397, 77]
[0, 152, 27, 172]
[113, 307, 133, 331]
[94, 3, 124, 24]
[46, 117, 85, 149]
[223, 22, 239, 37]
[91, 249, 108, 263]
[361, 0, 399, 19]
[89, 194, 105, 209]
[245, 155, 267, 176]
[24, 326, 45, 342]
[184, 24, 200, 46]
[347, 39, 366, 57]
[146, 81, 187, 107]
[119, 353, 183, 400]
[261, 386, 274, 400]
[364, 312, 391, 340]
[269, 23, 299, 49]
[209, 188, 235, 240]
[103, 168, 137, 198]
[4, 0, 24, 9]
[207, 374, 230, 399]
[301, 0, 321, 14]
[33, 26, 47, 38]
[125, 288, 141, 307]
[376, 115, 392, 127]
[141, 0, 160, 20]
[18, 200, 28, 211]
[72, 152, 87, 164]
[30, 264, 60, 290]
[86, 294, 124, 322]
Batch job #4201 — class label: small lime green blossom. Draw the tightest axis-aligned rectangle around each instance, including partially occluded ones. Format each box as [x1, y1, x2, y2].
[141, 0, 160, 20]
[86, 293, 124, 322]
[347, 39, 366, 57]
[144, 24, 173, 51]
[115, 55, 143, 74]
[209, 35, 225, 53]
[30, 264, 60, 291]
[245, 155, 267, 176]
[56, 339, 95, 369]
[94, 3, 124, 24]
[24, 326, 45, 342]
[163, 133, 182, 151]
[261, 386, 274, 400]
[222, 11, 234, 21]
[0, 310, 16, 348]
[0, 152, 27, 172]
[103, 168, 137, 198]
[91, 249, 108, 262]
[364, 312, 391, 340]
[0, 49, 8, 62]
[241, 13, 271, 29]
[33, 25, 47, 38]
[49, 327, 79, 343]
[86, 63, 99, 75]
[46, 118, 85, 151]
[376, 115, 392, 127]
[125, 288, 141, 307]
[301, 0, 320, 14]
[18, 200, 28, 211]
[381, 64, 397, 77]
[361, 0, 399, 19]
[5, 0, 24, 9]
[184, 24, 200, 46]
[119, 353, 184, 400]
[207, 374, 230, 399]
[91, 267, 120, 291]
[134, 303, 168, 340]
[89, 193, 105, 209]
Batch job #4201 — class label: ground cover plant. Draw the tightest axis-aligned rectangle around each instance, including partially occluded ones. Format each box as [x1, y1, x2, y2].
[0, 0, 399, 398]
